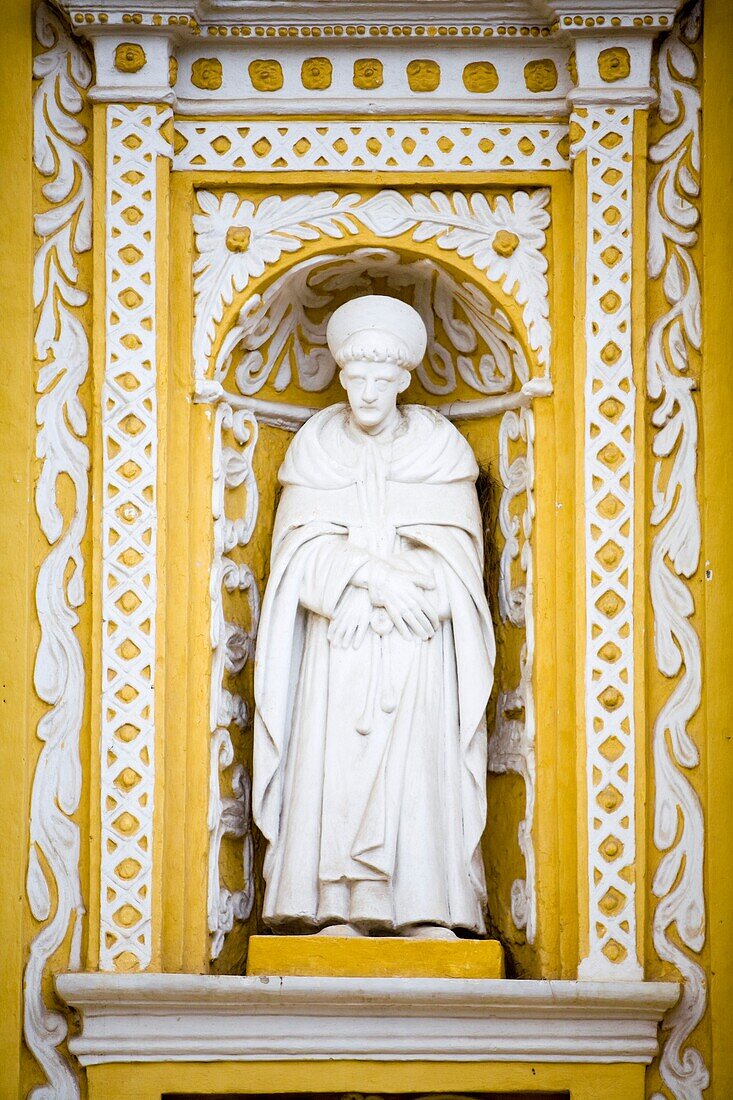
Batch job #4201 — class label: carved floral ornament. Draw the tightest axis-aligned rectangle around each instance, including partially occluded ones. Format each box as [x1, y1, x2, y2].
[212, 247, 531, 401]
[192, 187, 552, 398]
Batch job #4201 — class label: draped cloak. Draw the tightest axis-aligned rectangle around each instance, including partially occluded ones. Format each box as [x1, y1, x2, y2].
[253, 403, 495, 932]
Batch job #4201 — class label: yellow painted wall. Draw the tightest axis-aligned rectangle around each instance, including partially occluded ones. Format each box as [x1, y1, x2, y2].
[0, 3, 33, 1096]
[702, 0, 733, 1094]
[85, 1060, 640, 1100]
[1, 0, 733, 1097]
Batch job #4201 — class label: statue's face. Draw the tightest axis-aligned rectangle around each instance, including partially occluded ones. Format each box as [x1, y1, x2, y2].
[339, 360, 410, 433]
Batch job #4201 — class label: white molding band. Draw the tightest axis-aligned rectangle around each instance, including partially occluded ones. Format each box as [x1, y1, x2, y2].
[647, 6, 708, 1098]
[174, 120, 570, 174]
[100, 104, 171, 972]
[57, 972, 679, 1065]
[26, 6, 92, 1097]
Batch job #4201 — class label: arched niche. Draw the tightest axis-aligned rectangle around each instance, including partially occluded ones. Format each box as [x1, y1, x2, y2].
[202, 237, 547, 978]
[209, 243, 536, 411]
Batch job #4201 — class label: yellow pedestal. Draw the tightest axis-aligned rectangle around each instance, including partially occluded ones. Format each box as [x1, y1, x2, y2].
[246, 935, 504, 979]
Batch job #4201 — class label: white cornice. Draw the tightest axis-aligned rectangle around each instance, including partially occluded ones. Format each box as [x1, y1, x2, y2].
[199, 0, 557, 27]
[57, 973, 679, 1066]
[58, 0, 682, 36]
[551, 0, 680, 33]
[568, 84, 657, 106]
[56, 0, 680, 112]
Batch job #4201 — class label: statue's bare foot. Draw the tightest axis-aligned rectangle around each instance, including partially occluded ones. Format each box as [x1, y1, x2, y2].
[404, 923, 458, 940]
[314, 923, 364, 937]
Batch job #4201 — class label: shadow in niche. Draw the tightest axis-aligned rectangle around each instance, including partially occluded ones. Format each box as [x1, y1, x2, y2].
[476, 464, 502, 656]
[166, 1094, 569, 1100]
[475, 463, 522, 983]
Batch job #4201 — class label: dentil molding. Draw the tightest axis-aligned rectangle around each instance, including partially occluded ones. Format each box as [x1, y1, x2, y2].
[57, 972, 679, 1065]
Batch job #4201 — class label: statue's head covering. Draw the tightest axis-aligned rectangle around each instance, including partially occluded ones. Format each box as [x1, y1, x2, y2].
[326, 295, 427, 371]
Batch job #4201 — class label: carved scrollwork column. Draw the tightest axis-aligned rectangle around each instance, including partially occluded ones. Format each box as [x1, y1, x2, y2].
[558, 2, 676, 983]
[78, 22, 175, 973]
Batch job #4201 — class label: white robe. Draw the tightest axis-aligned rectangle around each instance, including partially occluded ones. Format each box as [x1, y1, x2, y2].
[253, 403, 495, 932]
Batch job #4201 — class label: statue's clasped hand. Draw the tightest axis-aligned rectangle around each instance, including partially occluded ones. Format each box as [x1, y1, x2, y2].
[366, 558, 439, 641]
[328, 557, 440, 649]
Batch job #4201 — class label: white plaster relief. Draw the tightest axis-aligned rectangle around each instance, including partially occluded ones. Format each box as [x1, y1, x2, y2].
[174, 120, 570, 175]
[193, 190, 361, 393]
[26, 6, 91, 1096]
[100, 104, 171, 972]
[193, 188, 551, 392]
[56, 1, 577, 116]
[357, 190, 552, 373]
[647, 6, 708, 1097]
[489, 401, 537, 943]
[208, 403, 259, 959]
[216, 246, 530, 400]
[572, 105, 642, 981]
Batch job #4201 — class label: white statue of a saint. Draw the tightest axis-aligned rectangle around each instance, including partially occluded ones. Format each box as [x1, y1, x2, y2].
[253, 295, 495, 939]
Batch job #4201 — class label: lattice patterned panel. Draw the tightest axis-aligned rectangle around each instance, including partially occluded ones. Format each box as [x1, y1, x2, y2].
[173, 119, 570, 173]
[575, 105, 642, 981]
[100, 104, 171, 972]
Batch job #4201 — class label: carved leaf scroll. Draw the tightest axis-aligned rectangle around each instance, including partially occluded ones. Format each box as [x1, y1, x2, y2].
[357, 189, 551, 371]
[193, 190, 362, 385]
[647, 5, 708, 1098]
[226, 248, 528, 400]
[490, 401, 537, 943]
